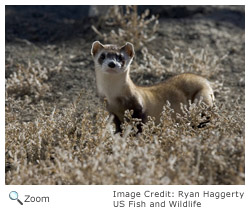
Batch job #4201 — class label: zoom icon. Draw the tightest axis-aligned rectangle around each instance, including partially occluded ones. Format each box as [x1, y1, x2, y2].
[9, 191, 23, 205]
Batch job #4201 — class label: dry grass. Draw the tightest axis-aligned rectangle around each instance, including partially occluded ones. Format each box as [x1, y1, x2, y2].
[6, 60, 50, 101]
[5, 88, 244, 184]
[132, 46, 227, 81]
[5, 6, 244, 185]
[92, 5, 159, 50]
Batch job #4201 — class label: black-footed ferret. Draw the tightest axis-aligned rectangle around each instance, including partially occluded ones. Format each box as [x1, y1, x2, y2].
[91, 41, 214, 133]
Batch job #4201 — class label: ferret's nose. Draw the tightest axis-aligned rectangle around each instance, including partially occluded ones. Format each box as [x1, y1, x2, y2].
[108, 62, 116, 68]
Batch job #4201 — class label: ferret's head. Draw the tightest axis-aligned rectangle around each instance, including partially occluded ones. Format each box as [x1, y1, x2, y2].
[91, 41, 135, 74]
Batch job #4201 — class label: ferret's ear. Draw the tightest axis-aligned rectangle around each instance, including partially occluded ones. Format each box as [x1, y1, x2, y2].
[91, 41, 104, 57]
[121, 42, 135, 58]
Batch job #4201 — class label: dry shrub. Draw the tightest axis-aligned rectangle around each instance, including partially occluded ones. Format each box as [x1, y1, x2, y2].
[5, 93, 244, 184]
[6, 61, 50, 101]
[133, 47, 166, 78]
[5, 96, 109, 184]
[133, 46, 227, 79]
[165, 46, 228, 78]
[92, 5, 159, 50]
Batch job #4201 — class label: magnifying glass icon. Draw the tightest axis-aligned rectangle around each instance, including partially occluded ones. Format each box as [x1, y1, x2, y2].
[9, 191, 23, 205]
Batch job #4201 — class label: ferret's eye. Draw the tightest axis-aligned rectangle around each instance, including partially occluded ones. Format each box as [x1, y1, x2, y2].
[100, 53, 105, 60]
[117, 54, 123, 62]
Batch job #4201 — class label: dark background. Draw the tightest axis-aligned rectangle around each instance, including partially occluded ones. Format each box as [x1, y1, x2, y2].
[6, 5, 244, 43]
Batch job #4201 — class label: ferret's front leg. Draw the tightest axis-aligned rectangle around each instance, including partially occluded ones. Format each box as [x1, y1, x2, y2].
[113, 114, 122, 134]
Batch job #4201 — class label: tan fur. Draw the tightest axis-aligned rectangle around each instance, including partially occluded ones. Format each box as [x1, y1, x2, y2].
[91, 41, 214, 127]
[137, 73, 214, 123]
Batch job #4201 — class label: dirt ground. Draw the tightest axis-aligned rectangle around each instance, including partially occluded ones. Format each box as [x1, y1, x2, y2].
[5, 6, 245, 185]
